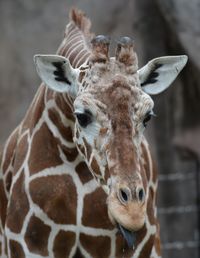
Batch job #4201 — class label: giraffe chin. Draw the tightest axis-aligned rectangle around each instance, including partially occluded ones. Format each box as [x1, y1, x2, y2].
[117, 223, 136, 249]
[107, 197, 146, 233]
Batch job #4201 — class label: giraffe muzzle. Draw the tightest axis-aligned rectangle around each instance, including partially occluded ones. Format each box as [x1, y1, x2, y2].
[107, 179, 147, 241]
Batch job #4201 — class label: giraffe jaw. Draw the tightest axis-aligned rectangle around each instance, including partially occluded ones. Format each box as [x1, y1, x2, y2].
[117, 223, 136, 249]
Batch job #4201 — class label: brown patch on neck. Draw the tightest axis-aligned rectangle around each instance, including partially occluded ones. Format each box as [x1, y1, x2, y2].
[80, 233, 111, 258]
[9, 240, 25, 258]
[116, 225, 148, 256]
[0, 179, 8, 227]
[147, 187, 156, 225]
[55, 93, 74, 121]
[82, 187, 114, 230]
[136, 225, 148, 245]
[115, 233, 134, 257]
[28, 123, 63, 175]
[75, 161, 93, 184]
[138, 235, 155, 258]
[83, 137, 92, 160]
[25, 215, 51, 256]
[154, 233, 161, 256]
[48, 108, 74, 143]
[29, 175, 77, 225]
[104, 165, 110, 183]
[73, 248, 85, 258]
[90, 156, 101, 177]
[13, 132, 28, 174]
[61, 145, 79, 162]
[53, 230, 76, 258]
[116, 212, 152, 258]
[6, 171, 29, 233]
[5, 171, 12, 193]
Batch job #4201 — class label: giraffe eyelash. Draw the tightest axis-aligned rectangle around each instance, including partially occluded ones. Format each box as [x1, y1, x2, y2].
[143, 110, 156, 128]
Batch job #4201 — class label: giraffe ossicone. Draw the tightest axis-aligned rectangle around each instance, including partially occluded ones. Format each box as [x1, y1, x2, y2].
[0, 8, 187, 258]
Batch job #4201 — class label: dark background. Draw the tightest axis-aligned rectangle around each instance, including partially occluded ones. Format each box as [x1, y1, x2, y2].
[0, 0, 200, 257]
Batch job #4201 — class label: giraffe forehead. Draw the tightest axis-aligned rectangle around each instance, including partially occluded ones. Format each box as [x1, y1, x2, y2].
[75, 62, 154, 122]
[85, 58, 139, 86]
[76, 76, 152, 116]
[102, 79, 139, 102]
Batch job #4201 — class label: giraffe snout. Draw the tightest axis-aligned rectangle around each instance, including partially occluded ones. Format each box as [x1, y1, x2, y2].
[107, 179, 147, 232]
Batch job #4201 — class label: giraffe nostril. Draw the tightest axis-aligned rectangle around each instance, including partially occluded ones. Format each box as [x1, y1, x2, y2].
[118, 187, 131, 204]
[137, 188, 145, 202]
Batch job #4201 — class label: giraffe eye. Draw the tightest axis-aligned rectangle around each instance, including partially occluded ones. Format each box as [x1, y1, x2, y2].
[143, 111, 155, 127]
[75, 110, 93, 128]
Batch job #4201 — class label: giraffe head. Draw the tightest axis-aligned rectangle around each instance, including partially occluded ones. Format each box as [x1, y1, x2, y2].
[34, 35, 187, 243]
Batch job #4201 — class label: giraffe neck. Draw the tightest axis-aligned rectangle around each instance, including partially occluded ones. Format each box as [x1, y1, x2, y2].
[25, 85, 160, 256]
[0, 83, 161, 257]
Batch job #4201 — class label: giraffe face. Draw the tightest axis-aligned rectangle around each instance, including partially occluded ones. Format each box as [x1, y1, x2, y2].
[34, 37, 187, 236]
[73, 65, 154, 232]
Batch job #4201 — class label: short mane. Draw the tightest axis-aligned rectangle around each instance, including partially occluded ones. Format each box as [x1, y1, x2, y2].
[57, 8, 94, 68]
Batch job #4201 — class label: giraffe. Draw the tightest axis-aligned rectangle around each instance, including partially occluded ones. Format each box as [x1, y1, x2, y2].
[0, 9, 187, 258]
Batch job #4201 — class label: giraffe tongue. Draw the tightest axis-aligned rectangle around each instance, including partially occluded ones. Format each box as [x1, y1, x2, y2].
[117, 224, 136, 249]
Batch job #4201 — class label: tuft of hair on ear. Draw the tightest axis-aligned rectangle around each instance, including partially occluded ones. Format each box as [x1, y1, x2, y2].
[140, 63, 163, 87]
[115, 37, 138, 73]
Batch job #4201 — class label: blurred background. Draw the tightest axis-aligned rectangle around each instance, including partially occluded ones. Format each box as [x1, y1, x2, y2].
[0, 0, 200, 257]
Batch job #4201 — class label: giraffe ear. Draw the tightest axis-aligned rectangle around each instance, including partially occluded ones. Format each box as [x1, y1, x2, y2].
[34, 55, 79, 96]
[138, 55, 188, 95]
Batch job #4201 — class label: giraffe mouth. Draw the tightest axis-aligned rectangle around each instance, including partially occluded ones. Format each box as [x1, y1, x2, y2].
[117, 223, 136, 248]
